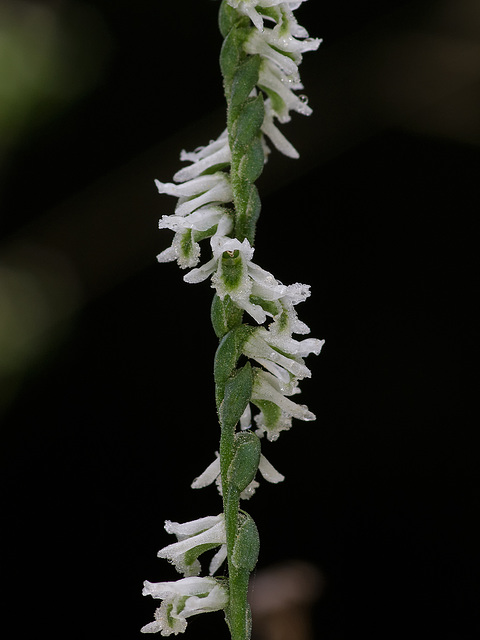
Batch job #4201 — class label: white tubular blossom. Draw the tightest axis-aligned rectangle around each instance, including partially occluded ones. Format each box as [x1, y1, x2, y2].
[245, 29, 300, 78]
[243, 327, 313, 381]
[252, 368, 316, 440]
[155, 127, 235, 270]
[157, 514, 226, 577]
[155, 172, 232, 218]
[174, 130, 231, 183]
[258, 60, 311, 122]
[141, 576, 228, 635]
[227, 1, 311, 33]
[158, 206, 229, 234]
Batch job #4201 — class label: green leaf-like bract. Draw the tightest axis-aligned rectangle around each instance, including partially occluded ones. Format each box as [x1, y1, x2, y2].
[232, 512, 260, 572]
[214, 324, 255, 407]
[220, 363, 253, 432]
[228, 432, 261, 493]
[211, 294, 244, 339]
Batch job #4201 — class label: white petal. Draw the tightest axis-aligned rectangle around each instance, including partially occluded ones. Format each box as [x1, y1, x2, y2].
[183, 257, 218, 284]
[174, 144, 231, 182]
[259, 64, 312, 120]
[182, 582, 229, 616]
[180, 130, 228, 163]
[253, 370, 316, 421]
[191, 457, 220, 489]
[245, 30, 299, 77]
[244, 330, 312, 380]
[164, 514, 223, 539]
[156, 246, 177, 264]
[258, 453, 285, 483]
[261, 115, 299, 159]
[140, 619, 162, 634]
[209, 545, 228, 575]
[240, 404, 252, 430]
[175, 177, 232, 217]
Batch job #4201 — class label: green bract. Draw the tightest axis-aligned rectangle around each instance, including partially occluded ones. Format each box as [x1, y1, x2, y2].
[211, 294, 244, 339]
[228, 432, 262, 493]
[232, 513, 260, 572]
[220, 363, 253, 432]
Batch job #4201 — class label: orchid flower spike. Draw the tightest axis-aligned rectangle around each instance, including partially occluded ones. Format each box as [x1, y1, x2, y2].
[143, 1, 322, 637]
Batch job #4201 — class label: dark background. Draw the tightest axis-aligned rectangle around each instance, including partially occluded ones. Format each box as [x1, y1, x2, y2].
[1, 1, 478, 638]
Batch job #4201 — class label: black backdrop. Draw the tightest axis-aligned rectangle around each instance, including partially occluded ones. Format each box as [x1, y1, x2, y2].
[1, 1, 478, 639]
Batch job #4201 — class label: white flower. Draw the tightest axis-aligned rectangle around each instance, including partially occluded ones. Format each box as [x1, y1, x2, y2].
[191, 451, 284, 500]
[157, 515, 227, 577]
[157, 209, 233, 269]
[184, 236, 299, 325]
[252, 368, 315, 440]
[257, 58, 311, 123]
[256, 7, 321, 60]
[158, 206, 229, 235]
[245, 28, 301, 79]
[141, 576, 228, 635]
[269, 282, 314, 336]
[227, 1, 311, 33]
[243, 327, 314, 383]
[155, 172, 232, 218]
[174, 129, 231, 183]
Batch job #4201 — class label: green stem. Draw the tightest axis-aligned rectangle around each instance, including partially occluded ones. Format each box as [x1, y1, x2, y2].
[219, 412, 250, 640]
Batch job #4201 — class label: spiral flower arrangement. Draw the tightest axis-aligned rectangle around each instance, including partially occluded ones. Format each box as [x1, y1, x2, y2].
[141, 2, 322, 637]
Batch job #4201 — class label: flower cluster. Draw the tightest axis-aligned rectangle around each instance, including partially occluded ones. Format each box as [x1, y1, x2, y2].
[141, 516, 228, 634]
[156, 0, 320, 273]
[152, 0, 324, 497]
[242, 0, 321, 158]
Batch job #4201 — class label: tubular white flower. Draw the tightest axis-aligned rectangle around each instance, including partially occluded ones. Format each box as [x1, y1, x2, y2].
[191, 451, 284, 500]
[157, 514, 226, 577]
[155, 172, 232, 218]
[227, 1, 311, 33]
[269, 282, 313, 336]
[157, 229, 201, 269]
[259, 11, 321, 60]
[141, 576, 228, 635]
[174, 130, 231, 183]
[245, 29, 300, 78]
[258, 59, 311, 123]
[252, 367, 315, 440]
[184, 235, 267, 323]
[243, 327, 313, 382]
[158, 206, 231, 234]
[157, 209, 234, 270]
